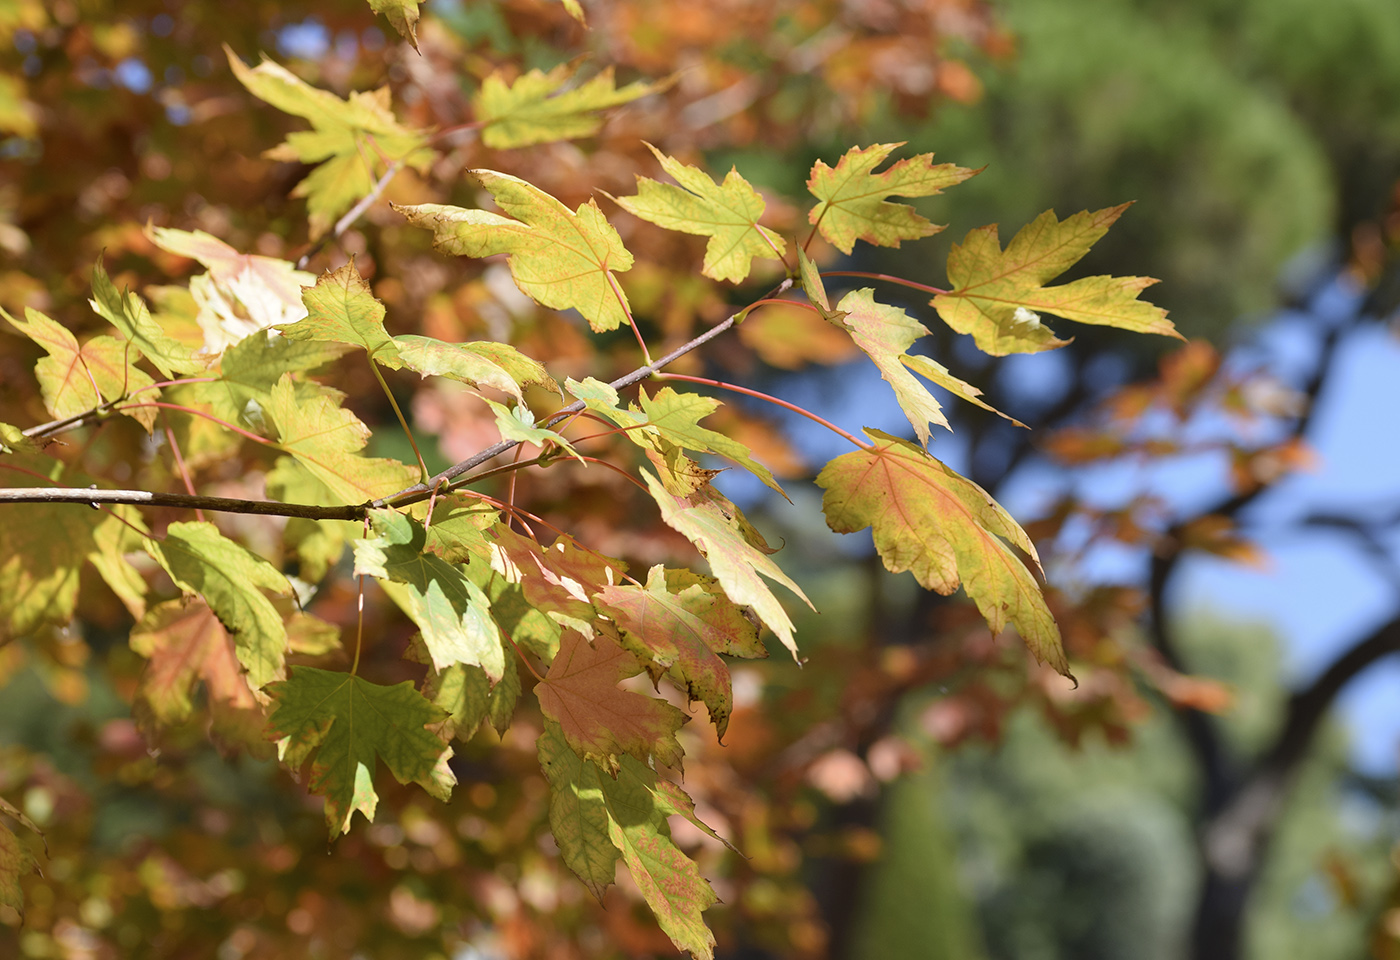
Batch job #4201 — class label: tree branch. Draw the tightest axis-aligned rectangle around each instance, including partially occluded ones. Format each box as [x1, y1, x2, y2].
[0, 279, 796, 521]
[0, 487, 363, 520]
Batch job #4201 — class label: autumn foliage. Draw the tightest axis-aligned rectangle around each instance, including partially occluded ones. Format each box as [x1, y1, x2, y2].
[0, 1, 1206, 957]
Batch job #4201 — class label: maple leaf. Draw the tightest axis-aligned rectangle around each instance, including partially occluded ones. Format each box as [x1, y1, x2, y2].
[226, 47, 433, 238]
[476, 62, 660, 149]
[129, 598, 259, 726]
[565, 378, 785, 495]
[830, 289, 1025, 445]
[931, 204, 1181, 355]
[795, 249, 850, 326]
[276, 260, 399, 360]
[89, 260, 208, 378]
[354, 510, 505, 680]
[485, 526, 625, 637]
[405, 637, 493, 742]
[3, 305, 157, 432]
[144, 521, 293, 688]
[276, 257, 551, 403]
[538, 722, 718, 958]
[483, 398, 584, 462]
[596, 565, 766, 738]
[268, 666, 455, 838]
[535, 629, 686, 773]
[367, 0, 420, 49]
[146, 226, 316, 352]
[0, 456, 147, 639]
[0, 797, 40, 916]
[389, 335, 554, 401]
[806, 143, 977, 254]
[900, 354, 1025, 426]
[266, 374, 419, 504]
[613, 143, 786, 283]
[416, 493, 498, 564]
[396, 171, 635, 333]
[642, 471, 811, 659]
[815, 430, 1067, 675]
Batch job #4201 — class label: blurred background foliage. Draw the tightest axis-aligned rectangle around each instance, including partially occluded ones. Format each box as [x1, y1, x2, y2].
[1, 0, 1399, 958]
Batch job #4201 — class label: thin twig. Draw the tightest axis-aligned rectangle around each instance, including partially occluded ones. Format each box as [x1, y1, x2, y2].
[378, 277, 795, 510]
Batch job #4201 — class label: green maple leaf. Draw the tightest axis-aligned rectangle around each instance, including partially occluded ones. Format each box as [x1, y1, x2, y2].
[3, 305, 157, 431]
[388, 336, 556, 401]
[267, 374, 419, 504]
[144, 521, 293, 688]
[831, 289, 1025, 446]
[795, 248, 849, 326]
[89, 259, 207, 378]
[396, 171, 634, 333]
[483, 398, 583, 461]
[816, 429, 1067, 675]
[367, 0, 420, 49]
[595, 565, 765, 739]
[226, 47, 434, 238]
[807, 143, 977, 254]
[565, 378, 784, 495]
[268, 666, 455, 838]
[613, 143, 785, 283]
[417, 493, 498, 564]
[276, 260, 399, 360]
[932, 204, 1181, 355]
[642, 471, 811, 659]
[476, 62, 660, 149]
[535, 628, 686, 773]
[353, 509, 506, 680]
[538, 722, 718, 958]
[900, 354, 1024, 426]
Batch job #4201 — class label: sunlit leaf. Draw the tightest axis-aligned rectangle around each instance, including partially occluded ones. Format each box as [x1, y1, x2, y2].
[931, 205, 1180, 355]
[815, 429, 1067, 674]
[476, 62, 660, 149]
[613, 143, 785, 283]
[397, 171, 634, 333]
[268, 666, 454, 838]
[596, 565, 765, 738]
[484, 398, 583, 461]
[267, 374, 419, 504]
[535, 628, 686, 773]
[795, 248, 848, 326]
[144, 521, 293, 688]
[367, 0, 420, 48]
[642, 471, 811, 659]
[353, 509, 506, 680]
[146, 226, 316, 352]
[387, 336, 553, 400]
[565, 378, 784, 495]
[89, 259, 207, 377]
[276, 260, 399, 360]
[2, 305, 157, 431]
[807, 143, 977, 254]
